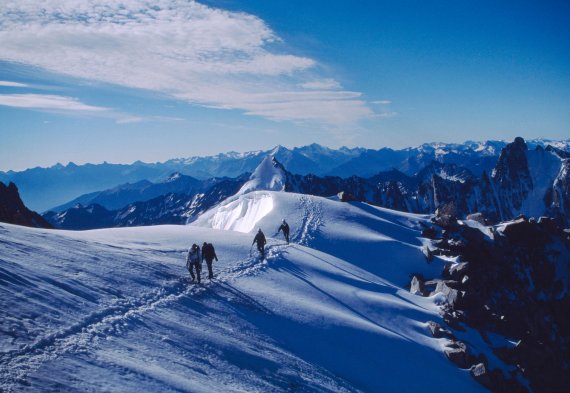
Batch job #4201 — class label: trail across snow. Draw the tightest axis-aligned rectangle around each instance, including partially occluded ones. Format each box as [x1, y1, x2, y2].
[1, 192, 488, 392]
[296, 196, 324, 246]
[0, 227, 286, 391]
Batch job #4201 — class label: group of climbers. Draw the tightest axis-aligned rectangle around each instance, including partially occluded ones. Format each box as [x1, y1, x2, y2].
[185, 219, 290, 283]
[185, 241, 218, 283]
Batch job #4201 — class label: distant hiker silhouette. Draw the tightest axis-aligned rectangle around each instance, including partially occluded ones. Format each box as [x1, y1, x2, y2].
[278, 219, 290, 244]
[202, 242, 218, 279]
[252, 228, 266, 259]
[186, 243, 201, 283]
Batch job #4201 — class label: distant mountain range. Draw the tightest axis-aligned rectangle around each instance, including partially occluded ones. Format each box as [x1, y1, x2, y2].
[3, 139, 569, 212]
[50, 173, 224, 212]
[43, 137, 570, 230]
[43, 175, 248, 230]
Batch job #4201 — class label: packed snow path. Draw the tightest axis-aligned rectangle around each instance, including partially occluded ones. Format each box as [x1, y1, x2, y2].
[1, 192, 488, 392]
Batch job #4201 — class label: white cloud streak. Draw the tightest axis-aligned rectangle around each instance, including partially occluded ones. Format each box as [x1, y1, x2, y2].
[301, 79, 342, 90]
[0, 0, 374, 125]
[0, 93, 182, 124]
[0, 81, 29, 87]
[0, 94, 109, 112]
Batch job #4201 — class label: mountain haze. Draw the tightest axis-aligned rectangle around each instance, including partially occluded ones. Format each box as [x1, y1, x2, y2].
[3, 139, 568, 212]
[44, 138, 570, 230]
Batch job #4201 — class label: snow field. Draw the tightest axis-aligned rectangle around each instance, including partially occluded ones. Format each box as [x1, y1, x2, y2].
[1, 191, 487, 392]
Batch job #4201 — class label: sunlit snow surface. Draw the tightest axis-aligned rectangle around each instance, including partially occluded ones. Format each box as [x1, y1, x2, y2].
[1, 192, 486, 392]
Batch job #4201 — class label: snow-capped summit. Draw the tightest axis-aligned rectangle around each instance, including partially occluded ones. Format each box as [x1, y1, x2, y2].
[237, 155, 289, 195]
[166, 172, 183, 182]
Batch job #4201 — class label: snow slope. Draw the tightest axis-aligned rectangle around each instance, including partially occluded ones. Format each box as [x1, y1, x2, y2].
[237, 155, 287, 195]
[1, 192, 487, 392]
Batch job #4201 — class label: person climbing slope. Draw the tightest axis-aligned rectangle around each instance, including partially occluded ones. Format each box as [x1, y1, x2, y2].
[186, 243, 202, 283]
[278, 219, 290, 244]
[252, 228, 266, 259]
[202, 242, 218, 280]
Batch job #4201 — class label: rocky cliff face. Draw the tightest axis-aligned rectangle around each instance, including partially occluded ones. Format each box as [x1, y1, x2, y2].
[491, 137, 533, 220]
[0, 182, 52, 228]
[421, 217, 570, 393]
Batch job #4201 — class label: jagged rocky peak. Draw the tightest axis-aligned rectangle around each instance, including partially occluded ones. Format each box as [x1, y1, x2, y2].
[0, 181, 52, 228]
[237, 155, 289, 195]
[492, 136, 530, 181]
[491, 137, 533, 216]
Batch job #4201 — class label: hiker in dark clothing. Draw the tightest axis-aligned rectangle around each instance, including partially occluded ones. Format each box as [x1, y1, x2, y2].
[202, 242, 218, 279]
[186, 243, 201, 283]
[278, 219, 290, 244]
[252, 228, 266, 259]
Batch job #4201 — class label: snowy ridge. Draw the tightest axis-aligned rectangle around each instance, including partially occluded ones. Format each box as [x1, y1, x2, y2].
[1, 191, 490, 392]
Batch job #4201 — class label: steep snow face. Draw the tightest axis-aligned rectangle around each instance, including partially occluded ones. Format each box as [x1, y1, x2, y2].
[237, 156, 287, 195]
[524, 147, 563, 217]
[2, 192, 489, 393]
[550, 160, 570, 215]
[209, 192, 274, 233]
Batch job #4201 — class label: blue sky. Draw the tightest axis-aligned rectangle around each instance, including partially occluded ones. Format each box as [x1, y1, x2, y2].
[1, 0, 569, 171]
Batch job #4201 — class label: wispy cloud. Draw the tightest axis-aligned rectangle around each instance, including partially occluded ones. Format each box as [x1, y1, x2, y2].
[0, 81, 30, 87]
[0, 94, 109, 112]
[0, 93, 183, 125]
[370, 100, 397, 118]
[0, 0, 374, 125]
[116, 115, 185, 124]
[301, 79, 342, 90]
[377, 111, 398, 118]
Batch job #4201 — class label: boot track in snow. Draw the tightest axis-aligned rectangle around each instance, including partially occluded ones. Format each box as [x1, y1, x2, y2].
[0, 244, 287, 392]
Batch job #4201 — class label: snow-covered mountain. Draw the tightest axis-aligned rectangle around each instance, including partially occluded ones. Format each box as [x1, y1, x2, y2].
[44, 137, 570, 230]
[50, 173, 217, 213]
[2, 190, 493, 392]
[43, 175, 248, 230]
[4, 139, 569, 212]
[285, 138, 570, 225]
[237, 155, 291, 195]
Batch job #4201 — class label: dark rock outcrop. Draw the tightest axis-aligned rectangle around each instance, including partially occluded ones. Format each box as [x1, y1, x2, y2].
[432, 218, 570, 393]
[492, 137, 533, 219]
[444, 341, 476, 368]
[0, 182, 52, 228]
